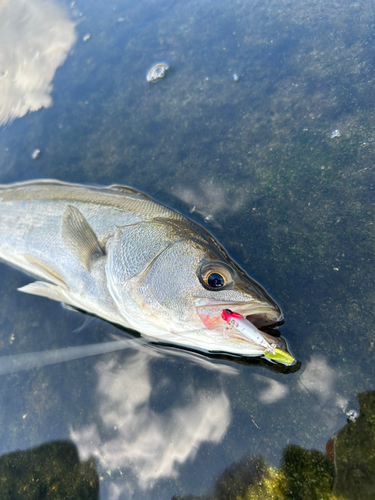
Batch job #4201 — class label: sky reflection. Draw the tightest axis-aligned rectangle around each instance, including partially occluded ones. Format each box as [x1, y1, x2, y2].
[71, 348, 232, 492]
[0, 0, 76, 126]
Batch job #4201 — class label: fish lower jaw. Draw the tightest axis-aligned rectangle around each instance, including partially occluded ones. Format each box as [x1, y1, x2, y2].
[142, 328, 268, 357]
[116, 312, 274, 358]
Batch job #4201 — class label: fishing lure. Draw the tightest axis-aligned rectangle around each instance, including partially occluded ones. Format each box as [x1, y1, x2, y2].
[221, 309, 295, 365]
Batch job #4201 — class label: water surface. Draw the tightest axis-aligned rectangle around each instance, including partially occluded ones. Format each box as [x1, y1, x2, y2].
[0, 0, 374, 498]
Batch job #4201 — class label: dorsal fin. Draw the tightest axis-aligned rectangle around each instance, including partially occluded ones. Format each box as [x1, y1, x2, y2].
[61, 205, 104, 271]
[108, 184, 153, 200]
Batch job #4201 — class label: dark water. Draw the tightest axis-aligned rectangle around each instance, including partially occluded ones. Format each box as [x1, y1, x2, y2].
[0, 0, 374, 498]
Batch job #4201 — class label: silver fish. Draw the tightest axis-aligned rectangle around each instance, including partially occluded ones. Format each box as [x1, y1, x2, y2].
[0, 179, 283, 357]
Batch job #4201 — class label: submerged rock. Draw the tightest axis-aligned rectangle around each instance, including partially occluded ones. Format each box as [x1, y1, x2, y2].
[146, 63, 168, 83]
[333, 391, 375, 499]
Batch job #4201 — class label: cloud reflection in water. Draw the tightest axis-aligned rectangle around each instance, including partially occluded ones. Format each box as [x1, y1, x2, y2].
[299, 355, 347, 407]
[70, 348, 233, 491]
[254, 374, 289, 404]
[0, 0, 76, 126]
[175, 179, 251, 222]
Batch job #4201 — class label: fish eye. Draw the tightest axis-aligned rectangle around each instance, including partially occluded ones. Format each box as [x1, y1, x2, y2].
[206, 272, 226, 288]
[199, 262, 233, 290]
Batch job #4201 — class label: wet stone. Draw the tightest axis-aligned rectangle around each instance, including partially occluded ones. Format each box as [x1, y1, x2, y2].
[31, 149, 41, 160]
[146, 63, 169, 83]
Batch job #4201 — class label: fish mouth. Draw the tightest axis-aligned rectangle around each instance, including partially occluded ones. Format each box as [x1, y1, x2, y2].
[244, 312, 282, 329]
[195, 299, 283, 331]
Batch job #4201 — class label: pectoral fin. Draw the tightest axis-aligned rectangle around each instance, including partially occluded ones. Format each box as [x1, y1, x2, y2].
[61, 205, 104, 270]
[18, 281, 70, 304]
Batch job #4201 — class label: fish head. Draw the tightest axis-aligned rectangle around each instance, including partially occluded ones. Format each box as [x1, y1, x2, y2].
[105, 218, 283, 356]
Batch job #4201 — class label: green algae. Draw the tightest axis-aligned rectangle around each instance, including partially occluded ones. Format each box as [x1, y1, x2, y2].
[0, 440, 98, 499]
[172, 392, 375, 500]
[333, 391, 375, 499]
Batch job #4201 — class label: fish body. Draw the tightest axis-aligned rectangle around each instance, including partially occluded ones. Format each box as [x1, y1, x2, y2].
[0, 179, 283, 357]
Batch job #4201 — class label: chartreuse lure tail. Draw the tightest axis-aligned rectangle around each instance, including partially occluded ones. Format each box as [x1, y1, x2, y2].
[264, 348, 295, 365]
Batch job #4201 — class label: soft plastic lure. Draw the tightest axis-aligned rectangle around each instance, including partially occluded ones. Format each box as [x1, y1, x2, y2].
[221, 309, 295, 365]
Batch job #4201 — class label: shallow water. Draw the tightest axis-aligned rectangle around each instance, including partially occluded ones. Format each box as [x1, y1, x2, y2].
[0, 0, 374, 498]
